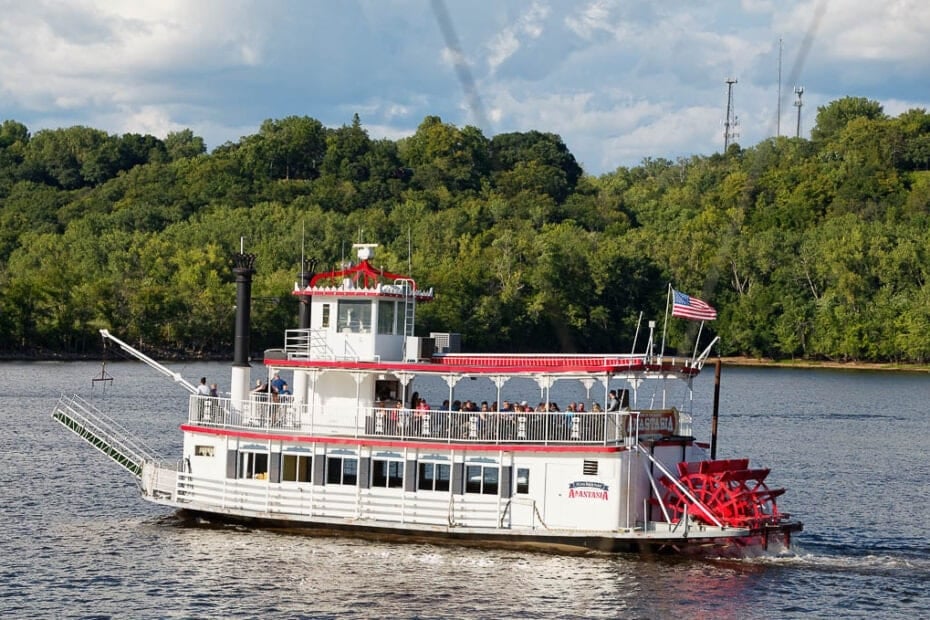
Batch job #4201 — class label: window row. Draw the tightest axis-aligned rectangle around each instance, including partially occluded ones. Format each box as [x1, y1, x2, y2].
[232, 450, 530, 496]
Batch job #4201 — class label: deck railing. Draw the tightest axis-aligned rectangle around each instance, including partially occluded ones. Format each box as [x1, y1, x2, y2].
[188, 395, 689, 445]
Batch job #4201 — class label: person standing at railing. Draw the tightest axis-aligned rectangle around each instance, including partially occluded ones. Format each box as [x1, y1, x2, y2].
[196, 378, 211, 422]
[606, 390, 620, 412]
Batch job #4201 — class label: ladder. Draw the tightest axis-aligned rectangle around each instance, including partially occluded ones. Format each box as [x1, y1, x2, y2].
[396, 277, 417, 338]
[52, 393, 163, 478]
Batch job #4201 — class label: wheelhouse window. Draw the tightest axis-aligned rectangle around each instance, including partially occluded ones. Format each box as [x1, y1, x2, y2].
[326, 456, 358, 485]
[377, 300, 396, 335]
[371, 458, 404, 488]
[338, 300, 371, 333]
[418, 462, 451, 492]
[516, 467, 529, 494]
[282, 453, 312, 483]
[321, 304, 331, 328]
[238, 450, 269, 480]
[465, 465, 499, 495]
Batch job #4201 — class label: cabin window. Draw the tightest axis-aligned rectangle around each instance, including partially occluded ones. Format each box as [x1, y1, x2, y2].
[321, 304, 331, 328]
[465, 465, 499, 495]
[326, 456, 358, 485]
[238, 450, 269, 480]
[377, 300, 396, 335]
[338, 300, 371, 333]
[371, 458, 404, 488]
[516, 468, 530, 494]
[282, 453, 312, 483]
[194, 445, 214, 457]
[418, 462, 451, 492]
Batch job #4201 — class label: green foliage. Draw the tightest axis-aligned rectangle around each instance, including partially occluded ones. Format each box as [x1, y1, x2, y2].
[1, 100, 930, 362]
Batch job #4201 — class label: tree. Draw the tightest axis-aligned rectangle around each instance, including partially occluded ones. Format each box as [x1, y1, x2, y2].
[164, 129, 207, 161]
[811, 96, 886, 143]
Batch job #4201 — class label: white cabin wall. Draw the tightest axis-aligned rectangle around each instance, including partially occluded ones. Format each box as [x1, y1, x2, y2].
[308, 371, 376, 433]
[513, 453, 622, 531]
[182, 432, 227, 479]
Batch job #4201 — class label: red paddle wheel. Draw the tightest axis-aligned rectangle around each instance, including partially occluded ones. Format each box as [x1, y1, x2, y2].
[660, 459, 786, 528]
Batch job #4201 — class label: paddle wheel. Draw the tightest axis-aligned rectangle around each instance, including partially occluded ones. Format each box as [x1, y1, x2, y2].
[660, 459, 786, 528]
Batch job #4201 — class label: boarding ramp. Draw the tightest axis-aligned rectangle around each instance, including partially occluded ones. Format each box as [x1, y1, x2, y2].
[52, 393, 164, 478]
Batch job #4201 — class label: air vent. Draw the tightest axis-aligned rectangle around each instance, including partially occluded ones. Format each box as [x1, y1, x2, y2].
[583, 460, 598, 475]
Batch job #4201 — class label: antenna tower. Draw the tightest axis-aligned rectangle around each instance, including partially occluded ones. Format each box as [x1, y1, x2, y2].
[794, 86, 804, 138]
[776, 38, 783, 137]
[724, 78, 739, 151]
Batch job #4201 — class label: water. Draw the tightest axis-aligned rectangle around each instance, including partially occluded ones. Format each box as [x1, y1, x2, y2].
[2, 361, 929, 618]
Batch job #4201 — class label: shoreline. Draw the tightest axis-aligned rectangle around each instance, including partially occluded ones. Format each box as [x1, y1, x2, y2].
[3, 351, 928, 372]
[717, 357, 930, 373]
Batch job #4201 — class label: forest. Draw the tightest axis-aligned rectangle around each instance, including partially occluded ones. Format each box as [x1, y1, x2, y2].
[1, 96, 929, 362]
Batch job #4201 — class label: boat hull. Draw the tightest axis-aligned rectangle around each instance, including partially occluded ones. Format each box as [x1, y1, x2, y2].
[166, 503, 801, 557]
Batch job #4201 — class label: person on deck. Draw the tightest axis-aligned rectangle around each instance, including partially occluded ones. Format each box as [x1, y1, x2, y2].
[606, 390, 620, 412]
[196, 377, 211, 397]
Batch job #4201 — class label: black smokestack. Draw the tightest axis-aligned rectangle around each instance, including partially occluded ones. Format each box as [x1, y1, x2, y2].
[298, 257, 318, 330]
[232, 252, 256, 367]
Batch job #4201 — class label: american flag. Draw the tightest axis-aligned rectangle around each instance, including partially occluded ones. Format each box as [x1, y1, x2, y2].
[671, 289, 717, 321]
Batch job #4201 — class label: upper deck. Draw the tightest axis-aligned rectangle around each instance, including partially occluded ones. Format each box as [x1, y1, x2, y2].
[184, 394, 693, 448]
[269, 338, 704, 379]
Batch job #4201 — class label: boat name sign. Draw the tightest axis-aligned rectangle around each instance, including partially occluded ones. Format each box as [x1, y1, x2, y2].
[567, 481, 609, 501]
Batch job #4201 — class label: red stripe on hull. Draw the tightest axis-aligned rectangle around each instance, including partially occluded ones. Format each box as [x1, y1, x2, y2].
[180, 424, 627, 453]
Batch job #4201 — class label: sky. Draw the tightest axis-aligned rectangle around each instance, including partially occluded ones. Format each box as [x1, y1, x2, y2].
[1, 0, 928, 176]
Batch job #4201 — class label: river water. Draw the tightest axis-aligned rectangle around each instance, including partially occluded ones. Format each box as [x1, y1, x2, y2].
[1, 360, 929, 619]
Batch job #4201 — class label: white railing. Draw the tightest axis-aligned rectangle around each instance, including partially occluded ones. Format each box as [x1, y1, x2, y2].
[174, 471, 502, 529]
[187, 395, 689, 446]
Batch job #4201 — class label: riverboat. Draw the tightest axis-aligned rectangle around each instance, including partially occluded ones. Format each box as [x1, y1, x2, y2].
[53, 243, 801, 555]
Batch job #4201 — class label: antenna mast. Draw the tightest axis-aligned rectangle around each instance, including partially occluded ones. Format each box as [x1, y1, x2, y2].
[776, 38, 783, 137]
[724, 78, 739, 151]
[794, 86, 804, 138]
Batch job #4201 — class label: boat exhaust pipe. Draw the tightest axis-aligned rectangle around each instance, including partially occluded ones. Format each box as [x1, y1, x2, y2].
[231, 252, 256, 403]
[294, 257, 317, 404]
[297, 257, 317, 330]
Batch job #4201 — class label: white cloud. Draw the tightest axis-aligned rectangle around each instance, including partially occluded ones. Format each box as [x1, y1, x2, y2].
[0, 1, 928, 173]
[485, 1, 550, 73]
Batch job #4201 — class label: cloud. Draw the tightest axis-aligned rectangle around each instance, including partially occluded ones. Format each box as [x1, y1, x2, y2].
[486, 2, 550, 73]
[0, 1, 928, 173]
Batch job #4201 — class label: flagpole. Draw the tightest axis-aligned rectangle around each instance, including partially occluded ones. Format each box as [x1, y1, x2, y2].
[660, 283, 671, 361]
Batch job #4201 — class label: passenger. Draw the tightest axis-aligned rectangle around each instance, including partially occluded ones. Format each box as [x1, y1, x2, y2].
[279, 383, 292, 396]
[270, 372, 286, 393]
[592, 402, 603, 412]
[409, 391, 420, 411]
[196, 377, 211, 396]
[209, 383, 219, 397]
[606, 390, 620, 412]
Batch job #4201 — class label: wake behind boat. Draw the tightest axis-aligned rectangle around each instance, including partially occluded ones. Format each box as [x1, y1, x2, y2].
[53, 243, 801, 555]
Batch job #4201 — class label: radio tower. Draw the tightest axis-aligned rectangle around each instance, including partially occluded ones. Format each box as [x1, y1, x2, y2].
[724, 78, 739, 151]
[794, 86, 804, 138]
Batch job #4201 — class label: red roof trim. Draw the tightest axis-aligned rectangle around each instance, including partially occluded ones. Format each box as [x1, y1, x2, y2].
[180, 424, 626, 453]
[309, 259, 411, 289]
[263, 356, 699, 376]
